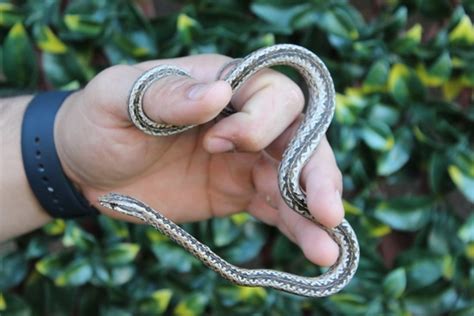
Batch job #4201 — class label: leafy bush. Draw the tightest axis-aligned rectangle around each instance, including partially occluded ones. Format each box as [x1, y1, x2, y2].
[1, 0, 473, 315]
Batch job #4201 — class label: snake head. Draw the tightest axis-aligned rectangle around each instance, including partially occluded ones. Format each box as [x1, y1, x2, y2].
[99, 193, 148, 221]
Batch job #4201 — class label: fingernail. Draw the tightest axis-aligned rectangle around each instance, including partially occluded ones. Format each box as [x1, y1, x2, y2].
[206, 137, 234, 153]
[187, 83, 212, 100]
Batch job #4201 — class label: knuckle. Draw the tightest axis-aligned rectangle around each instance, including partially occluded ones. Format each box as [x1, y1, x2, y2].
[237, 124, 267, 151]
[149, 77, 189, 101]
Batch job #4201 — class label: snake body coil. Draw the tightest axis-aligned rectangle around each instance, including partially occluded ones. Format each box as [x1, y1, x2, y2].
[99, 44, 359, 298]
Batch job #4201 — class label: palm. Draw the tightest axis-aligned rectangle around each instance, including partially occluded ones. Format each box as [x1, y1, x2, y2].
[84, 123, 260, 222]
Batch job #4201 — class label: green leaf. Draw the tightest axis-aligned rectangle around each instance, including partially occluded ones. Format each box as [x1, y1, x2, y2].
[0, 4, 22, 27]
[62, 222, 96, 250]
[406, 256, 444, 289]
[368, 104, 400, 126]
[150, 242, 197, 273]
[428, 52, 452, 84]
[0, 252, 27, 291]
[250, 3, 310, 30]
[383, 268, 406, 298]
[374, 196, 432, 231]
[35, 254, 64, 279]
[429, 152, 449, 193]
[0, 294, 31, 316]
[212, 217, 240, 247]
[54, 258, 93, 287]
[173, 293, 208, 316]
[363, 60, 389, 92]
[458, 215, 474, 243]
[329, 293, 370, 315]
[404, 286, 458, 315]
[2, 22, 37, 87]
[220, 223, 266, 264]
[98, 216, 130, 240]
[448, 161, 474, 203]
[361, 120, 394, 151]
[42, 50, 95, 87]
[377, 128, 413, 175]
[318, 8, 359, 40]
[388, 63, 410, 105]
[105, 243, 140, 266]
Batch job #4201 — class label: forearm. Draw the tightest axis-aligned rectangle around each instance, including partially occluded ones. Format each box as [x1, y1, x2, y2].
[0, 96, 51, 242]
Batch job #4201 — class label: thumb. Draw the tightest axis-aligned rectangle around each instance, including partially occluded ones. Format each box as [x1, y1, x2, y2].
[141, 73, 232, 127]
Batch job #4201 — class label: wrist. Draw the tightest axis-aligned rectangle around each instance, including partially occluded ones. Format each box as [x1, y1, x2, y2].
[21, 91, 98, 218]
[54, 90, 88, 195]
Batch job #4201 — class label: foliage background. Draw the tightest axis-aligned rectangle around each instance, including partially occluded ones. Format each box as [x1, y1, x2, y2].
[1, 0, 473, 315]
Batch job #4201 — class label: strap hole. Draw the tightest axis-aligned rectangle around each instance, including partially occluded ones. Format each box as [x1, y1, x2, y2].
[35, 150, 41, 159]
[34, 137, 40, 144]
[42, 176, 49, 183]
[38, 164, 45, 172]
[47, 186, 54, 193]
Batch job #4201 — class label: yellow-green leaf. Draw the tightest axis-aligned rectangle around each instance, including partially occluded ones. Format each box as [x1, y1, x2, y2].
[362, 217, 392, 237]
[35, 254, 62, 278]
[105, 243, 140, 266]
[405, 23, 422, 42]
[54, 258, 92, 286]
[0, 3, 21, 26]
[442, 77, 464, 100]
[64, 14, 102, 37]
[388, 63, 411, 104]
[64, 14, 80, 30]
[151, 289, 173, 313]
[231, 212, 251, 225]
[173, 294, 207, 316]
[442, 255, 455, 279]
[37, 26, 67, 54]
[147, 228, 169, 243]
[177, 13, 197, 31]
[0, 3, 14, 11]
[237, 286, 267, 300]
[0, 292, 6, 311]
[449, 15, 474, 44]
[448, 165, 474, 203]
[42, 219, 66, 235]
[177, 14, 199, 44]
[465, 243, 474, 260]
[343, 199, 363, 215]
[7, 21, 24, 38]
[388, 63, 410, 92]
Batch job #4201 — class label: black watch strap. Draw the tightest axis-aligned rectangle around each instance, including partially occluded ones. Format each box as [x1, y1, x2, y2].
[21, 91, 99, 218]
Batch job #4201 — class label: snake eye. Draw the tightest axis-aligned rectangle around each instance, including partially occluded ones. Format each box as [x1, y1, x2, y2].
[108, 202, 119, 210]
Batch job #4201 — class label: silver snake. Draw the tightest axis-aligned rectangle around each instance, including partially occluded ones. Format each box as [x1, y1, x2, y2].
[98, 44, 359, 298]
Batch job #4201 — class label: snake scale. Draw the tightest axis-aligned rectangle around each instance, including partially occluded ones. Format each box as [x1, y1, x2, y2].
[99, 44, 359, 298]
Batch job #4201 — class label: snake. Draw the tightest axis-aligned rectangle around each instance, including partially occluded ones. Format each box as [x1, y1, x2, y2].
[98, 44, 359, 298]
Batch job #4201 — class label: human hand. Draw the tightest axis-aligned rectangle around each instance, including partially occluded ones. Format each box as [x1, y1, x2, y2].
[55, 54, 344, 266]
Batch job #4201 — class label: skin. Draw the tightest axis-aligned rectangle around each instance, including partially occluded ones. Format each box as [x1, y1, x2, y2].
[0, 54, 344, 267]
